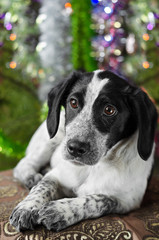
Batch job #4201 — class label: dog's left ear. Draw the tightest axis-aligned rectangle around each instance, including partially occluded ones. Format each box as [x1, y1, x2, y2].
[47, 71, 81, 138]
[127, 88, 158, 160]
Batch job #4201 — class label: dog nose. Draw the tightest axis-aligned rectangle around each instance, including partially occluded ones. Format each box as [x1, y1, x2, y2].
[67, 140, 90, 157]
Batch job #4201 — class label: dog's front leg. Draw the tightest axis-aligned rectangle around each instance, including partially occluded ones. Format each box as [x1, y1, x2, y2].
[10, 176, 62, 231]
[38, 194, 119, 231]
[14, 111, 65, 189]
[13, 121, 55, 189]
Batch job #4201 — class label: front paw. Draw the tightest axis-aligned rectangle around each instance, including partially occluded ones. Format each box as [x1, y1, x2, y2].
[38, 201, 75, 231]
[14, 164, 43, 189]
[10, 206, 38, 231]
[25, 173, 43, 189]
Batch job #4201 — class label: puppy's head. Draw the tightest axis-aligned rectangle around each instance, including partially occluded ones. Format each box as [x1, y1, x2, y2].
[47, 70, 158, 165]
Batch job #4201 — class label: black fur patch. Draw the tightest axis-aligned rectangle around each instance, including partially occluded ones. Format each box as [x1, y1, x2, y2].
[91, 71, 137, 149]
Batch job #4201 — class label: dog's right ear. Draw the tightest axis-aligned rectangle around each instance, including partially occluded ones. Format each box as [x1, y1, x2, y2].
[125, 87, 158, 160]
[47, 71, 81, 138]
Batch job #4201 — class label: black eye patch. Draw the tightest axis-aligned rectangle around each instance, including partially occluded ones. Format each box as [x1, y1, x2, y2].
[92, 89, 137, 149]
[92, 98, 118, 134]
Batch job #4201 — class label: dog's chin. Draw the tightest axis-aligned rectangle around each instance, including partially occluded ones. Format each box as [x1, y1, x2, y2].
[63, 152, 99, 166]
[69, 160, 85, 166]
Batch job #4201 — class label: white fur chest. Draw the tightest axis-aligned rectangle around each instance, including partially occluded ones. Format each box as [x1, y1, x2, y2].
[50, 133, 154, 212]
[74, 155, 152, 212]
[75, 161, 122, 196]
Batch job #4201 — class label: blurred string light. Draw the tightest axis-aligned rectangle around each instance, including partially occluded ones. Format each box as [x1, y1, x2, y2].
[142, 61, 150, 69]
[9, 61, 17, 69]
[142, 33, 150, 41]
[9, 33, 17, 41]
[114, 21, 121, 28]
[104, 6, 113, 15]
[3, 12, 17, 69]
[65, 2, 72, 8]
[141, 11, 157, 69]
[5, 23, 12, 31]
[104, 34, 113, 42]
[91, 0, 100, 5]
[147, 23, 154, 31]
[114, 49, 121, 56]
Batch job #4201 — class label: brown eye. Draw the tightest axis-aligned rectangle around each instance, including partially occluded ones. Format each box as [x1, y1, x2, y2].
[70, 98, 78, 109]
[104, 105, 117, 116]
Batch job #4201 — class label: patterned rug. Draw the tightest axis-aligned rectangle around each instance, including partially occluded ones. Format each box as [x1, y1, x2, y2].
[0, 170, 159, 240]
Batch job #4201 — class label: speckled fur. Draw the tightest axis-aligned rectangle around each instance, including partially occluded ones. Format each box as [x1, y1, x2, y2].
[10, 70, 157, 232]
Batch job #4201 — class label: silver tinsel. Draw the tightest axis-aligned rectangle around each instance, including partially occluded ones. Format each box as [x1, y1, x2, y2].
[37, 0, 73, 101]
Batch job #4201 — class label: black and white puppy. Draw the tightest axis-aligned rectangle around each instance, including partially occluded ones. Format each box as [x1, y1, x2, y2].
[10, 70, 158, 232]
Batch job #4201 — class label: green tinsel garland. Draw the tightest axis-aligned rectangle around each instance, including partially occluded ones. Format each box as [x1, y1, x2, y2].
[71, 0, 97, 71]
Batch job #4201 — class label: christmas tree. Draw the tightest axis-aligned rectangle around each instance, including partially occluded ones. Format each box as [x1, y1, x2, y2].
[0, 0, 42, 169]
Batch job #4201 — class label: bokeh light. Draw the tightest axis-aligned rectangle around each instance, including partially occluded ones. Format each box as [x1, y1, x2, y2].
[91, 0, 99, 5]
[9, 61, 17, 69]
[5, 23, 12, 30]
[147, 23, 154, 30]
[65, 2, 72, 8]
[104, 6, 113, 15]
[142, 61, 150, 69]
[9, 33, 17, 41]
[142, 33, 150, 41]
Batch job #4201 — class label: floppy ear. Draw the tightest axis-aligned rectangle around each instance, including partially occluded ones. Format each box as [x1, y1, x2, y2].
[47, 71, 81, 138]
[128, 88, 158, 160]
